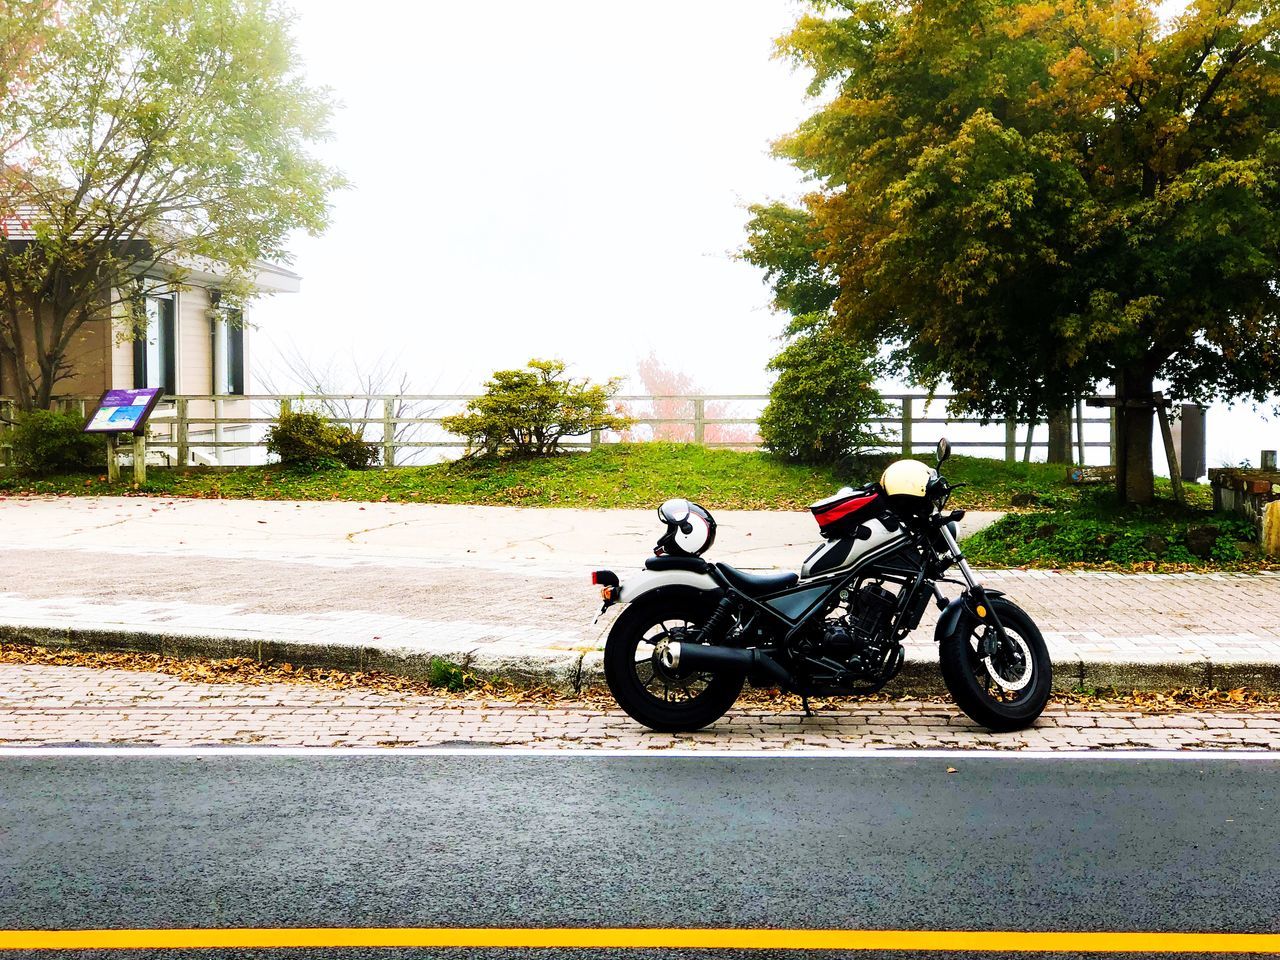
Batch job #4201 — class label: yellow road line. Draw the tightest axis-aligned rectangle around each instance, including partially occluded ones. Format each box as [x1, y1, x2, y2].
[2, 928, 1280, 953]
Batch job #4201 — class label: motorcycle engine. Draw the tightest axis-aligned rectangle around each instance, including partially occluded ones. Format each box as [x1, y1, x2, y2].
[800, 582, 904, 692]
[824, 584, 896, 660]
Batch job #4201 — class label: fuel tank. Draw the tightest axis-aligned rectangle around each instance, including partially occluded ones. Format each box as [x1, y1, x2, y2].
[799, 516, 909, 580]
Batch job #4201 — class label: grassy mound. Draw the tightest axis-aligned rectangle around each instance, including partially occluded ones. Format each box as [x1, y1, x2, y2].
[1, 443, 1082, 511]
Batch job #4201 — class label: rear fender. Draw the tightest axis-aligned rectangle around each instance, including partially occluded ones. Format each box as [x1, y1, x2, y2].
[618, 568, 720, 604]
[933, 589, 1006, 643]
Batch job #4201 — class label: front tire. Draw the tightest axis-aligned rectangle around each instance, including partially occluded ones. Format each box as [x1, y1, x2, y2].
[939, 597, 1052, 731]
[604, 590, 745, 733]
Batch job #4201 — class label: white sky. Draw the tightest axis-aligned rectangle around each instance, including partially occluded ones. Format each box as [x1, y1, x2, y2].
[255, 0, 1278, 468]
[257, 0, 811, 396]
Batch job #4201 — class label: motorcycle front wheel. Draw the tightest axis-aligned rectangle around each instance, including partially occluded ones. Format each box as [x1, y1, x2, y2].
[603, 590, 745, 733]
[939, 596, 1052, 731]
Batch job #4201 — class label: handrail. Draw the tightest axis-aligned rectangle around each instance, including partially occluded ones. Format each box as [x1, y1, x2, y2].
[0, 392, 1119, 468]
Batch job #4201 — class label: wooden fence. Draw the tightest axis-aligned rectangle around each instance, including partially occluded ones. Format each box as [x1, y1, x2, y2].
[0, 393, 1117, 468]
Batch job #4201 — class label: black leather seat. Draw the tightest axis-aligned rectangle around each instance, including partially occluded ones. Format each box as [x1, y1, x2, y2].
[645, 556, 710, 574]
[715, 563, 799, 596]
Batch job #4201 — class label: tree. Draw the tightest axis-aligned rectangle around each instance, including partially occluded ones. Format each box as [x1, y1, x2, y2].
[624, 351, 757, 445]
[0, 2, 57, 150]
[741, 205, 887, 463]
[762, 0, 1280, 503]
[442, 359, 634, 457]
[758, 316, 887, 464]
[0, 0, 343, 412]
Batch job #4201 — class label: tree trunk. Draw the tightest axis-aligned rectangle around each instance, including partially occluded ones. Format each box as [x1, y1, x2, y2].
[1047, 408, 1073, 464]
[1115, 369, 1155, 505]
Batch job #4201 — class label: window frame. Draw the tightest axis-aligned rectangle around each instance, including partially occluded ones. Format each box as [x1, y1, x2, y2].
[213, 307, 245, 396]
[133, 293, 176, 395]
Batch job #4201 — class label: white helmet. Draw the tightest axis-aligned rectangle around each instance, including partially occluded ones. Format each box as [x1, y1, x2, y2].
[880, 459, 936, 499]
[655, 498, 717, 557]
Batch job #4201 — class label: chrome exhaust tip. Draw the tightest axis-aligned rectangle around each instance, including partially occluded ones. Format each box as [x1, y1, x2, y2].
[660, 641, 681, 669]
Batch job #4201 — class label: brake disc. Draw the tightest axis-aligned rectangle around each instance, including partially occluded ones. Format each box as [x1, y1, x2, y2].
[982, 630, 1033, 692]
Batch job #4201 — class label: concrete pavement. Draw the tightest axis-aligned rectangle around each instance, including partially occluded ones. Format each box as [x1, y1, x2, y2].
[1, 496, 1279, 692]
[0, 494, 1005, 568]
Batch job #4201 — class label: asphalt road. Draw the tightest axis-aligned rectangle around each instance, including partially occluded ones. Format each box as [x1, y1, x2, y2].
[0, 751, 1277, 959]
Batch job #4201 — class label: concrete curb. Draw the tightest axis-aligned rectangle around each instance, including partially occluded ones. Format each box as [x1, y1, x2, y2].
[5, 622, 1278, 697]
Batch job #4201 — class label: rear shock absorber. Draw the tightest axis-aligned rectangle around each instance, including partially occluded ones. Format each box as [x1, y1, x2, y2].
[697, 596, 737, 644]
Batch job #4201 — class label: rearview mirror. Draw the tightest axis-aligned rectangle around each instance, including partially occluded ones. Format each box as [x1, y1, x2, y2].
[936, 437, 951, 465]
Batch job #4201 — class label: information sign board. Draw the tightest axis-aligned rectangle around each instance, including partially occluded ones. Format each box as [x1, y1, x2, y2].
[84, 388, 164, 435]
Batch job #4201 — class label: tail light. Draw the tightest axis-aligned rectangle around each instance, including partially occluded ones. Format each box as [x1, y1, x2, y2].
[591, 570, 620, 606]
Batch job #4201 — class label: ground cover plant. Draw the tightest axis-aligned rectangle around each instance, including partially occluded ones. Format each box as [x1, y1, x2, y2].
[0, 445, 1262, 570]
[962, 489, 1259, 571]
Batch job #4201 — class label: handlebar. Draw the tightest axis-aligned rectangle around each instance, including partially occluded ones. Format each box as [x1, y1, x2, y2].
[932, 509, 966, 526]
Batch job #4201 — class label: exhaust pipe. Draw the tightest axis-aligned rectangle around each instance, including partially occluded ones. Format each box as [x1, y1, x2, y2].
[663, 642, 793, 689]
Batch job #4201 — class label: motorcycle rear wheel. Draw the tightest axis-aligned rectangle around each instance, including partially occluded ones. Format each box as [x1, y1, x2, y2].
[604, 590, 745, 733]
[939, 597, 1052, 731]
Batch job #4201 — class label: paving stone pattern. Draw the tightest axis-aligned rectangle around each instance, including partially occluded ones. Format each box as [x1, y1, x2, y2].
[2, 664, 1277, 751]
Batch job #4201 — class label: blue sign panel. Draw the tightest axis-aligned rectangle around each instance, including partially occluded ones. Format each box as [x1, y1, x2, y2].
[84, 388, 164, 434]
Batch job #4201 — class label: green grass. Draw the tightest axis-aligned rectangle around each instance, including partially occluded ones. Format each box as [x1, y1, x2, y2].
[963, 489, 1268, 572]
[0, 443, 1094, 511]
[0, 443, 1262, 570]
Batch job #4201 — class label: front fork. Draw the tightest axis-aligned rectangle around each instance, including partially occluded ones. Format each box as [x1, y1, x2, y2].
[938, 524, 1006, 659]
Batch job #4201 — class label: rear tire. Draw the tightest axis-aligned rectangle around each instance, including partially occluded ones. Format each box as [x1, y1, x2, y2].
[939, 597, 1052, 732]
[604, 590, 745, 733]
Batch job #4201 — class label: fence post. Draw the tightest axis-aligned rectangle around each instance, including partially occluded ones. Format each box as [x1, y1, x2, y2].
[175, 397, 189, 467]
[590, 428, 601, 449]
[693, 397, 705, 445]
[1004, 417, 1017, 463]
[213, 397, 225, 467]
[1075, 398, 1085, 466]
[900, 397, 913, 455]
[382, 398, 396, 468]
[0, 399, 10, 467]
[1109, 408, 1118, 466]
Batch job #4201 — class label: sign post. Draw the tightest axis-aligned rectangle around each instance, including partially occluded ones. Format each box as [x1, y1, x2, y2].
[84, 388, 164, 484]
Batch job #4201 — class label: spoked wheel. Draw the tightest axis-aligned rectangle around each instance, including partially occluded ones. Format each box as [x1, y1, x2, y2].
[603, 591, 744, 732]
[939, 597, 1052, 731]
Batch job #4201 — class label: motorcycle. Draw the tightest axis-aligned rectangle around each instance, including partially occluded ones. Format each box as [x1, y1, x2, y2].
[590, 439, 1052, 732]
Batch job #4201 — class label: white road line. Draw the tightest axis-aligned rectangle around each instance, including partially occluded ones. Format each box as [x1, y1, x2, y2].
[0, 746, 1275, 760]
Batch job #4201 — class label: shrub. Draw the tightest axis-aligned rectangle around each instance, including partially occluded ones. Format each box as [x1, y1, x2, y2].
[10, 410, 106, 475]
[442, 358, 633, 457]
[265, 409, 378, 470]
[758, 319, 887, 464]
[963, 509, 1256, 569]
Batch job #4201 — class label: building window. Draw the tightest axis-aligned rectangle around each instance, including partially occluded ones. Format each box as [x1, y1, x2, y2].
[134, 294, 176, 394]
[213, 308, 244, 396]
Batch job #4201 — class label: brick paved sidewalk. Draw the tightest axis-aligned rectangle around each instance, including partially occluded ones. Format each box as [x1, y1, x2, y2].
[2, 664, 1277, 751]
